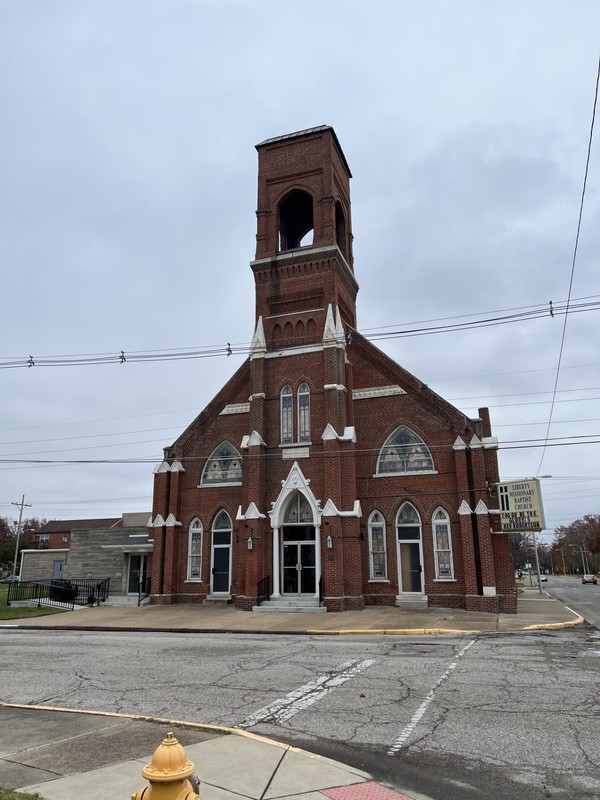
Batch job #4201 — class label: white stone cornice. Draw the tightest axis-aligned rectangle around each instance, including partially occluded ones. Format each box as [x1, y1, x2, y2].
[323, 383, 347, 392]
[151, 514, 165, 527]
[470, 435, 483, 449]
[170, 460, 185, 473]
[453, 436, 467, 451]
[165, 513, 182, 527]
[458, 501, 472, 515]
[153, 461, 170, 474]
[352, 385, 406, 400]
[247, 430, 266, 447]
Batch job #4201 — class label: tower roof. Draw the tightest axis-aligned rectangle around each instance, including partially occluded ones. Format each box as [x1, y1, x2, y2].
[255, 125, 352, 177]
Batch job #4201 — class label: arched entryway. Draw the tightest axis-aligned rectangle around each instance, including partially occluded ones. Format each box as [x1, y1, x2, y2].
[268, 462, 322, 600]
[281, 491, 316, 595]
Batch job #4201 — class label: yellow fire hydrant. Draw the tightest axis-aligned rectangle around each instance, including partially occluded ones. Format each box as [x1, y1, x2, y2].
[131, 732, 200, 800]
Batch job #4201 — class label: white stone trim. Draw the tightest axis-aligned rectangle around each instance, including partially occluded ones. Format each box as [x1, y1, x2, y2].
[482, 586, 497, 597]
[482, 436, 499, 449]
[250, 316, 267, 358]
[322, 424, 357, 443]
[323, 383, 347, 391]
[236, 502, 266, 520]
[170, 460, 185, 473]
[352, 385, 406, 400]
[475, 500, 489, 515]
[265, 343, 324, 359]
[165, 513, 182, 527]
[151, 514, 165, 527]
[458, 501, 472, 515]
[323, 303, 338, 344]
[453, 436, 467, 451]
[265, 307, 324, 320]
[249, 393, 266, 400]
[241, 430, 266, 448]
[220, 403, 250, 415]
[470, 435, 483, 449]
[322, 499, 362, 518]
[373, 470, 437, 478]
[282, 446, 309, 459]
[153, 461, 170, 474]
[250, 244, 353, 276]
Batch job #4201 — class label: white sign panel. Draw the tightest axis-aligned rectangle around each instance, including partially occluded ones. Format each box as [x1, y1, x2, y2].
[498, 479, 546, 532]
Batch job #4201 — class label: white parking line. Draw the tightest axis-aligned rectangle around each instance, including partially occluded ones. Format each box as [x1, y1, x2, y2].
[238, 659, 375, 728]
[387, 639, 476, 755]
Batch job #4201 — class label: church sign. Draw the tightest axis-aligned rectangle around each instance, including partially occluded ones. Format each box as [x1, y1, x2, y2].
[498, 479, 546, 532]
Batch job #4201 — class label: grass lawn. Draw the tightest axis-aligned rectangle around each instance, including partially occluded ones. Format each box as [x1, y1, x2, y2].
[0, 790, 40, 799]
[0, 584, 66, 620]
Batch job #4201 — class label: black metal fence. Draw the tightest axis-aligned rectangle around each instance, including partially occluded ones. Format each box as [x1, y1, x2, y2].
[138, 575, 151, 607]
[257, 575, 271, 606]
[7, 578, 110, 610]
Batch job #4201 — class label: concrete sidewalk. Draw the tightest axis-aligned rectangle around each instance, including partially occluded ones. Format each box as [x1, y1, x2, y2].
[0, 704, 421, 800]
[1, 586, 584, 635]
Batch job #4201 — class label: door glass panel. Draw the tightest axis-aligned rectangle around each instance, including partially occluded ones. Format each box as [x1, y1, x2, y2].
[212, 547, 230, 592]
[400, 542, 422, 592]
[128, 554, 147, 594]
[283, 544, 298, 594]
[300, 543, 316, 594]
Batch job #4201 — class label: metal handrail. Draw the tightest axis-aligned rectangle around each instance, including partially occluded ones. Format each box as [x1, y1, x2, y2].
[7, 578, 110, 609]
[257, 575, 271, 606]
[138, 575, 151, 606]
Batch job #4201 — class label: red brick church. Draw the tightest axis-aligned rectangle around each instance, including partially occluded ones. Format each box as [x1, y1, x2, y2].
[149, 126, 516, 613]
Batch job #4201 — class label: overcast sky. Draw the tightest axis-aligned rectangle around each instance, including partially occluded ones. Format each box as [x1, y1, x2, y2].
[1, 1, 599, 543]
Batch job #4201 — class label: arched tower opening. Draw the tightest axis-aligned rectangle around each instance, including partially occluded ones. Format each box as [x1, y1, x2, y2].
[279, 190, 314, 251]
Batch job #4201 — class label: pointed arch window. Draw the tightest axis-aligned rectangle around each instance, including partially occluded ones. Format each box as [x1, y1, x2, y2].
[368, 511, 387, 579]
[298, 383, 311, 443]
[187, 518, 203, 581]
[201, 442, 242, 485]
[280, 385, 293, 444]
[433, 508, 454, 579]
[396, 502, 421, 538]
[377, 426, 434, 475]
[283, 491, 313, 524]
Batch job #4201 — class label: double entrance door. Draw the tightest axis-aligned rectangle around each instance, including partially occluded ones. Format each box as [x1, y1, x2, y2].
[282, 525, 316, 595]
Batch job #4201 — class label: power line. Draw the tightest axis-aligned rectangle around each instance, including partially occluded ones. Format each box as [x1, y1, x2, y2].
[1, 295, 599, 371]
[536, 53, 600, 475]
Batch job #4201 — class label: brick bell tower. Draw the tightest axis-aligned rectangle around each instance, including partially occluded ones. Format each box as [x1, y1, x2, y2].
[241, 126, 364, 612]
[251, 125, 358, 345]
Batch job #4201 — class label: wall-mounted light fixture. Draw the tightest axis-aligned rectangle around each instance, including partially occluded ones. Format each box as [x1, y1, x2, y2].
[247, 536, 253, 551]
[326, 535, 333, 549]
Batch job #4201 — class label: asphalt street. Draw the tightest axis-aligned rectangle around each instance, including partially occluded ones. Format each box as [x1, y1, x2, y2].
[2, 627, 600, 799]
[543, 574, 600, 629]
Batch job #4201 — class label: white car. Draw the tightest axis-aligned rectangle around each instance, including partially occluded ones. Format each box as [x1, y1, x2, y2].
[537, 574, 548, 582]
[582, 574, 598, 585]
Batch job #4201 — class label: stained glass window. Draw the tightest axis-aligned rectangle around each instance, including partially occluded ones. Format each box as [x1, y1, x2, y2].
[368, 511, 387, 579]
[187, 518, 202, 581]
[201, 443, 242, 485]
[433, 508, 454, 579]
[298, 383, 310, 443]
[281, 385, 293, 444]
[377, 427, 434, 474]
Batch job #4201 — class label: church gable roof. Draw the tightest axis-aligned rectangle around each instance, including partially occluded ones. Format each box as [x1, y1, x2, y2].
[166, 359, 251, 456]
[349, 331, 475, 431]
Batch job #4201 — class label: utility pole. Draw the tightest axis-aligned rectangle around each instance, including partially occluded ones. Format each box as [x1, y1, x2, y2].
[11, 495, 31, 580]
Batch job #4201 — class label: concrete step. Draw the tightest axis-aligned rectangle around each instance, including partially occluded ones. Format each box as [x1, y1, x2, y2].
[253, 598, 326, 613]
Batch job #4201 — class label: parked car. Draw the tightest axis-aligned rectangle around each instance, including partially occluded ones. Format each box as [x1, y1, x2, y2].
[582, 574, 598, 585]
[537, 574, 548, 582]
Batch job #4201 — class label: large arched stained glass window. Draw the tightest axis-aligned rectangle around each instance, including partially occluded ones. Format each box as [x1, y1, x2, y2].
[201, 442, 242, 485]
[376, 426, 434, 475]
